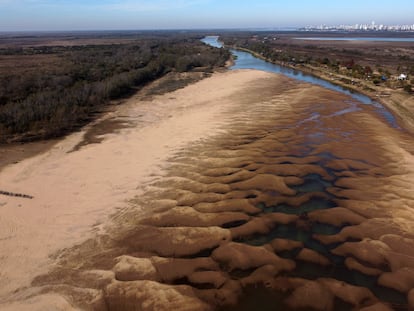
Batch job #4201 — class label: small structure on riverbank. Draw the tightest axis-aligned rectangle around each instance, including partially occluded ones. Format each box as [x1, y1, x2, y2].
[398, 73, 408, 80]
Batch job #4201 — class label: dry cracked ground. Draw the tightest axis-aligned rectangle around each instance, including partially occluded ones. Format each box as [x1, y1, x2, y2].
[10, 74, 414, 310]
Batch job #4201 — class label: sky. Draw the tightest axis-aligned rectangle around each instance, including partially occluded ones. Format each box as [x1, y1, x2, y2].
[0, 0, 413, 32]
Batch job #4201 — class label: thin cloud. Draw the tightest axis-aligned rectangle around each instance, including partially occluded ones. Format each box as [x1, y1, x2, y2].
[0, 0, 210, 10]
[0, 0, 73, 6]
[101, 0, 210, 12]
[0, 0, 52, 3]
[0, 0, 210, 11]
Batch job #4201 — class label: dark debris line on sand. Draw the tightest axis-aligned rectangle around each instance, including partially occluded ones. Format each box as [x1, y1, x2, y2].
[0, 190, 33, 199]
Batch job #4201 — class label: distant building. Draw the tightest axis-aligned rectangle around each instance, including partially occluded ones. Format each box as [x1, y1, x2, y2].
[302, 22, 414, 32]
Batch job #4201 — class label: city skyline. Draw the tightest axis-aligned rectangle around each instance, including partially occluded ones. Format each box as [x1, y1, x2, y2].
[1, 0, 414, 31]
[303, 21, 414, 32]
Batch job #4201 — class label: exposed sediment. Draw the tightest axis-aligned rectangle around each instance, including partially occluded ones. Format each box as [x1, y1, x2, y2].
[3, 70, 414, 310]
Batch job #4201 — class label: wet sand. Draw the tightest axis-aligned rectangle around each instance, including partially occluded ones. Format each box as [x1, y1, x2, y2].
[1, 69, 414, 310]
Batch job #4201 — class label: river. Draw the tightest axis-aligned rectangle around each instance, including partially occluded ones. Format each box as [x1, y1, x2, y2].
[201, 35, 399, 129]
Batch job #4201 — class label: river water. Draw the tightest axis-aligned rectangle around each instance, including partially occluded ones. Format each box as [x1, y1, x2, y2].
[201, 35, 399, 129]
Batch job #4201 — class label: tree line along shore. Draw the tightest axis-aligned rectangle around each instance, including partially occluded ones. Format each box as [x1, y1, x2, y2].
[0, 33, 230, 143]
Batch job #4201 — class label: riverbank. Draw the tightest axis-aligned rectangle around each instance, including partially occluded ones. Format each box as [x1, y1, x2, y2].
[231, 46, 414, 134]
[0, 71, 210, 173]
[298, 64, 414, 133]
[1, 68, 414, 310]
[0, 69, 278, 308]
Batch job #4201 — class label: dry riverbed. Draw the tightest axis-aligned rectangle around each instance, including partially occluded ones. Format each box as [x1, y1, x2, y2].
[1, 69, 414, 311]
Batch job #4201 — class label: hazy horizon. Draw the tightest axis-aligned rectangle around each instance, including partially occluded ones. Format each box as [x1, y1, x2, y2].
[1, 0, 413, 32]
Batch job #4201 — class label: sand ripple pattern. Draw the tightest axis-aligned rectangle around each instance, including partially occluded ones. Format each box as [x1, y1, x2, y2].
[31, 78, 414, 310]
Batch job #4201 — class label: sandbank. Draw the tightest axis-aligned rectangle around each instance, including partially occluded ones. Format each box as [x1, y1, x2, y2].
[0, 69, 273, 303]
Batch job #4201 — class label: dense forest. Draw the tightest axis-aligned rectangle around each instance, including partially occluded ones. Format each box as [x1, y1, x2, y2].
[0, 34, 230, 143]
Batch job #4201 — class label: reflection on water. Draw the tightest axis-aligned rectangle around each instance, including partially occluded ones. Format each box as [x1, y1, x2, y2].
[264, 197, 336, 215]
[291, 173, 333, 193]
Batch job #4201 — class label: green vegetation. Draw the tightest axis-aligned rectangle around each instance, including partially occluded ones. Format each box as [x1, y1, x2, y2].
[0, 35, 230, 142]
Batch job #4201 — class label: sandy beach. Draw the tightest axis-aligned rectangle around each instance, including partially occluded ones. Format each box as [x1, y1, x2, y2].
[1, 69, 414, 310]
[0, 70, 274, 306]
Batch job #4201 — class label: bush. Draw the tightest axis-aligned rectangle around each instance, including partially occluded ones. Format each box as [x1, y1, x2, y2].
[404, 84, 412, 93]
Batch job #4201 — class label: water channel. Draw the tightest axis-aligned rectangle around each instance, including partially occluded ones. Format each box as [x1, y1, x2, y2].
[201, 35, 399, 129]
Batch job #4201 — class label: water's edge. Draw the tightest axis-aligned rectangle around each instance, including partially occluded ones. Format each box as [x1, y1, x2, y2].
[202, 36, 400, 129]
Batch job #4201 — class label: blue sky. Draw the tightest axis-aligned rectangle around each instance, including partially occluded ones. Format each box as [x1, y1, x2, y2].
[0, 0, 413, 31]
